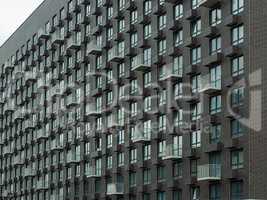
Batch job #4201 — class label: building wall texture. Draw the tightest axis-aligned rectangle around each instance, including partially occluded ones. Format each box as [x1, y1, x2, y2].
[0, 0, 266, 199]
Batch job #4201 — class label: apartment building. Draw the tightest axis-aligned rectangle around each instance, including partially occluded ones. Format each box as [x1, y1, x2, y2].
[0, 0, 267, 199]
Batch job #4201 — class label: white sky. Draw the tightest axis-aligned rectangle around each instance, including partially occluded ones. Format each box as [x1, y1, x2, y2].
[0, 0, 44, 46]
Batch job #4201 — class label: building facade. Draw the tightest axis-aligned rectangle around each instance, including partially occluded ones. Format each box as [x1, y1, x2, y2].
[0, 0, 267, 199]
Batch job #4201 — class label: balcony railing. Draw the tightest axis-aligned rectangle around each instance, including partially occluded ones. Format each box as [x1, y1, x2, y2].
[106, 183, 124, 195]
[36, 181, 49, 190]
[67, 37, 81, 49]
[51, 30, 65, 44]
[87, 40, 102, 55]
[38, 27, 50, 39]
[162, 145, 182, 160]
[199, 75, 221, 94]
[25, 71, 37, 82]
[36, 130, 48, 140]
[66, 95, 79, 107]
[37, 78, 49, 89]
[66, 154, 81, 163]
[159, 64, 183, 81]
[132, 131, 151, 143]
[86, 105, 102, 116]
[85, 166, 102, 178]
[14, 155, 24, 165]
[24, 168, 36, 177]
[131, 54, 151, 72]
[197, 164, 221, 181]
[108, 46, 124, 62]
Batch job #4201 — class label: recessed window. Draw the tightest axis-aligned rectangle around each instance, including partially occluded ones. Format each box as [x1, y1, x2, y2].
[144, 23, 152, 39]
[232, 0, 244, 15]
[231, 181, 243, 199]
[232, 25, 244, 45]
[174, 4, 183, 20]
[231, 87, 245, 106]
[231, 149, 244, 169]
[210, 124, 221, 144]
[191, 130, 201, 148]
[191, 19, 201, 37]
[191, 102, 202, 121]
[232, 56, 244, 77]
[210, 95, 222, 114]
[210, 8, 222, 26]
[144, 0, 152, 15]
[210, 36, 222, 55]
[191, 46, 201, 65]
[231, 119, 243, 137]
[158, 15, 166, 30]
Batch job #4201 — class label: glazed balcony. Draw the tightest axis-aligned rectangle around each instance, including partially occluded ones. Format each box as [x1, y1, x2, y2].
[51, 30, 65, 44]
[199, 75, 221, 94]
[159, 63, 183, 81]
[106, 183, 124, 195]
[131, 54, 151, 72]
[85, 166, 102, 178]
[67, 36, 81, 50]
[197, 164, 221, 181]
[87, 40, 102, 55]
[37, 27, 50, 39]
[132, 131, 151, 143]
[107, 46, 124, 62]
[162, 145, 182, 160]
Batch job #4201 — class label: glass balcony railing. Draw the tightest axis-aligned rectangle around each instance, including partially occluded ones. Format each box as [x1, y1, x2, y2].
[85, 166, 102, 178]
[131, 54, 151, 72]
[162, 145, 182, 160]
[197, 164, 221, 181]
[106, 183, 124, 195]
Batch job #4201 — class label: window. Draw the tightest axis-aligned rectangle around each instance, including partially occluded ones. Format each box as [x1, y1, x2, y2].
[143, 169, 151, 185]
[191, 46, 201, 65]
[174, 109, 183, 127]
[159, 90, 166, 105]
[157, 166, 165, 181]
[231, 181, 243, 200]
[118, 130, 125, 144]
[174, 82, 183, 99]
[130, 79, 138, 94]
[174, 30, 183, 46]
[210, 8, 222, 26]
[210, 36, 221, 55]
[107, 7, 113, 19]
[118, 19, 125, 32]
[130, 148, 137, 164]
[144, 96, 152, 112]
[144, 48, 152, 65]
[210, 184, 221, 200]
[232, 56, 244, 76]
[191, 74, 201, 93]
[107, 27, 113, 40]
[174, 190, 182, 200]
[232, 25, 244, 45]
[232, 0, 244, 15]
[173, 56, 183, 75]
[173, 162, 182, 178]
[210, 124, 221, 144]
[144, 23, 152, 39]
[231, 149, 244, 169]
[231, 119, 243, 137]
[131, 32, 138, 47]
[107, 156, 112, 169]
[231, 87, 244, 106]
[174, 4, 183, 20]
[158, 15, 166, 30]
[158, 140, 166, 157]
[192, 102, 202, 120]
[210, 65, 221, 89]
[131, 10, 138, 24]
[158, 192, 166, 200]
[144, 0, 152, 15]
[192, 0, 202, 9]
[129, 172, 136, 187]
[191, 19, 201, 37]
[119, 63, 125, 77]
[107, 134, 112, 148]
[118, 152, 124, 166]
[210, 95, 221, 114]
[191, 186, 200, 200]
[158, 115, 166, 131]
[144, 71, 152, 87]
[191, 130, 201, 148]
[107, 91, 113, 105]
[144, 144, 151, 160]
[131, 102, 137, 117]
[158, 39, 166, 55]
[119, 0, 125, 10]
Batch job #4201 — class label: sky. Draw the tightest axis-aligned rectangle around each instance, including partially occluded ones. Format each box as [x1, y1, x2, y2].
[0, 0, 44, 46]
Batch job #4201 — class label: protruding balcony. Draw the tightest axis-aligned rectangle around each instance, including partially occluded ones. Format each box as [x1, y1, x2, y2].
[25, 71, 37, 82]
[24, 168, 36, 177]
[66, 154, 81, 164]
[86, 105, 102, 116]
[66, 94, 79, 107]
[51, 30, 65, 44]
[197, 164, 221, 181]
[13, 109, 25, 120]
[107, 46, 124, 62]
[200, 0, 222, 8]
[106, 183, 124, 195]
[14, 155, 24, 165]
[85, 166, 102, 178]
[131, 54, 151, 72]
[4, 100, 15, 113]
[132, 131, 151, 143]
[162, 145, 182, 160]
[37, 27, 50, 39]
[67, 36, 81, 50]
[4, 61, 13, 71]
[199, 75, 221, 94]
[37, 77, 49, 89]
[36, 129, 48, 140]
[3, 146, 12, 155]
[159, 63, 183, 81]
[25, 120, 35, 130]
[36, 180, 49, 190]
[87, 40, 102, 55]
